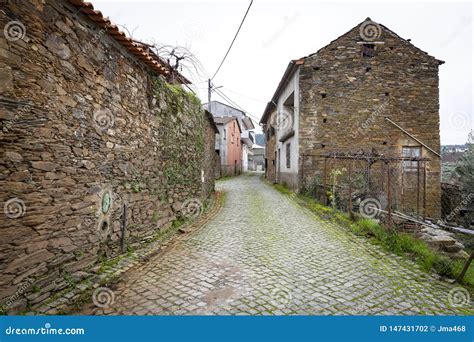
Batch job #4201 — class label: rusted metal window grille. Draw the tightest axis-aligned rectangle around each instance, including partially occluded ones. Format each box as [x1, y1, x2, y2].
[362, 43, 375, 57]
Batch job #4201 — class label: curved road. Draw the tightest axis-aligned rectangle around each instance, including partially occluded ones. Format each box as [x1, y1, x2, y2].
[83, 173, 472, 315]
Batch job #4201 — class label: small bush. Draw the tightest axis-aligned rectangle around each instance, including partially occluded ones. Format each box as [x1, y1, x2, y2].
[433, 256, 455, 277]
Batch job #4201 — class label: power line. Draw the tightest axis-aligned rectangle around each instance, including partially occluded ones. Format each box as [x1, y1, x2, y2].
[214, 88, 248, 114]
[210, 0, 253, 81]
[213, 87, 262, 124]
[224, 87, 267, 104]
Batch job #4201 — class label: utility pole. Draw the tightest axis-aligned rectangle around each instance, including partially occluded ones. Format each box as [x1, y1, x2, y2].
[208, 79, 211, 104]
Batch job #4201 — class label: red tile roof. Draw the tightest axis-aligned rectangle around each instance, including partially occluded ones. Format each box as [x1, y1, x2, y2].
[68, 0, 190, 84]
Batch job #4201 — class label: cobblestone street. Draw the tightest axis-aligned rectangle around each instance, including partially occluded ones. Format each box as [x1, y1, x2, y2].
[81, 174, 472, 315]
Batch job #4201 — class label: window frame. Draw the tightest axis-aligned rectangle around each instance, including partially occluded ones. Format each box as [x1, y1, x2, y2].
[402, 146, 422, 172]
[361, 43, 376, 58]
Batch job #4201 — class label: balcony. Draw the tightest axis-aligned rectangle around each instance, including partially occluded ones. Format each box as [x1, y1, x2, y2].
[241, 130, 255, 147]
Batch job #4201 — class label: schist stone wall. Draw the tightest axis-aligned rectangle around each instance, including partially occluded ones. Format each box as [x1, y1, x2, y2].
[0, 0, 215, 312]
[298, 21, 442, 218]
[264, 114, 277, 183]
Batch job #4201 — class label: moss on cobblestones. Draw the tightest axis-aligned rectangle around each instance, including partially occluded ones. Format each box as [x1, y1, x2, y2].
[272, 182, 474, 288]
[72, 176, 471, 315]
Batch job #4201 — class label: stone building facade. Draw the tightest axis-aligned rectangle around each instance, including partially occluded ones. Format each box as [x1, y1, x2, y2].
[0, 0, 215, 312]
[264, 118, 277, 182]
[261, 18, 443, 218]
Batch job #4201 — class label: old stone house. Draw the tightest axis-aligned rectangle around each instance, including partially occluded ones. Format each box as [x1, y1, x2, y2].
[213, 116, 243, 176]
[261, 18, 443, 218]
[0, 0, 216, 312]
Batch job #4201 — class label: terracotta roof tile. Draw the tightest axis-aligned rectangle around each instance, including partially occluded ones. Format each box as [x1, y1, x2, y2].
[67, 0, 190, 84]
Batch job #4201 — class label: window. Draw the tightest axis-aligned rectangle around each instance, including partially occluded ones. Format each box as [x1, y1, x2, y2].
[286, 143, 291, 168]
[223, 129, 226, 140]
[362, 43, 375, 58]
[402, 146, 421, 172]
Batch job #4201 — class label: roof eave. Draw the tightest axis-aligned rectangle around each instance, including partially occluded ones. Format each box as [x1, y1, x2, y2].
[260, 59, 303, 125]
[67, 0, 189, 83]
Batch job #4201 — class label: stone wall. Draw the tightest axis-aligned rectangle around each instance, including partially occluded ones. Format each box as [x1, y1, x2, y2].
[203, 112, 218, 199]
[298, 20, 442, 218]
[264, 111, 277, 183]
[0, 0, 214, 312]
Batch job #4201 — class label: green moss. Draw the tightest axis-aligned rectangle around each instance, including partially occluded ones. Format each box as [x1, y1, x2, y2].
[272, 182, 474, 288]
[273, 183, 294, 196]
[151, 210, 159, 224]
[152, 77, 205, 197]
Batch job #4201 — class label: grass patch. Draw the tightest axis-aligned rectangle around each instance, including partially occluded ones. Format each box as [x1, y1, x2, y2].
[272, 182, 474, 288]
[217, 174, 240, 182]
[273, 183, 294, 196]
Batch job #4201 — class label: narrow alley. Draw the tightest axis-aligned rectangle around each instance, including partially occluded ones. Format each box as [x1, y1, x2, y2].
[80, 174, 470, 315]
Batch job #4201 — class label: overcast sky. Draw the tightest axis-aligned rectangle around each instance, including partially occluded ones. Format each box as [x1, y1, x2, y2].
[95, 0, 472, 144]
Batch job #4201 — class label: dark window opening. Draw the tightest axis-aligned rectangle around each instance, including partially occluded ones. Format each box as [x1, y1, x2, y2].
[323, 118, 327, 123]
[313, 66, 320, 71]
[321, 143, 326, 148]
[362, 43, 375, 58]
[286, 143, 291, 168]
[101, 221, 108, 232]
[366, 67, 371, 72]
[385, 92, 390, 96]
[321, 93, 327, 98]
